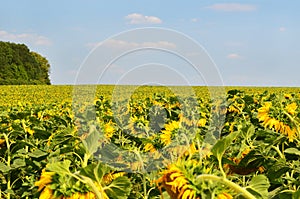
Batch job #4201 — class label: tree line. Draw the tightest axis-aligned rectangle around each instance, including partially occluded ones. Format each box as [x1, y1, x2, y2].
[0, 41, 51, 85]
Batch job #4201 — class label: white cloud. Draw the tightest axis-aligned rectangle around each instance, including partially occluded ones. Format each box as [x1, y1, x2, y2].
[227, 53, 242, 59]
[87, 39, 176, 49]
[279, 27, 286, 32]
[34, 36, 52, 46]
[191, 18, 199, 23]
[125, 13, 162, 24]
[0, 30, 52, 46]
[206, 3, 257, 12]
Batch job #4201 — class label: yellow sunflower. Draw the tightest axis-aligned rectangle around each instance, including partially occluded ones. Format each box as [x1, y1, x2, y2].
[257, 102, 272, 119]
[197, 118, 207, 127]
[281, 124, 297, 142]
[228, 105, 240, 114]
[160, 130, 172, 146]
[104, 121, 115, 138]
[284, 94, 292, 99]
[257, 101, 297, 142]
[144, 143, 156, 152]
[156, 163, 199, 199]
[160, 121, 180, 146]
[217, 192, 233, 199]
[35, 169, 55, 191]
[0, 138, 5, 146]
[39, 187, 54, 199]
[103, 172, 126, 185]
[286, 102, 297, 115]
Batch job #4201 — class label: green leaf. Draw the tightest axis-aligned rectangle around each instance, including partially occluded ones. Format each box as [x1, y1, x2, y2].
[105, 176, 132, 199]
[246, 175, 270, 199]
[284, 148, 300, 156]
[293, 190, 300, 199]
[6, 188, 14, 195]
[12, 158, 26, 168]
[238, 150, 264, 168]
[94, 162, 109, 184]
[80, 164, 97, 181]
[28, 149, 48, 158]
[80, 162, 109, 183]
[211, 131, 239, 161]
[278, 192, 293, 199]
[243, 124, 255, 139]
[47, 160, 71, 175]
[82, 125, 101, 155]
[0, 162, 11, 173]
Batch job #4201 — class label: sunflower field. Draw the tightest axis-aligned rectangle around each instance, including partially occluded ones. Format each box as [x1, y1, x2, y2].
[0, 85, 300, 199]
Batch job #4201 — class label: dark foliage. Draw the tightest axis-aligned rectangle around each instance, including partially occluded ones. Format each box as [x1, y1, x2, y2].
[0, 41, 51, 85]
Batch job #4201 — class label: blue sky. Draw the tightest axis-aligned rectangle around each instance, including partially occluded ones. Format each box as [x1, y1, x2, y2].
[1, 1, 299, 86]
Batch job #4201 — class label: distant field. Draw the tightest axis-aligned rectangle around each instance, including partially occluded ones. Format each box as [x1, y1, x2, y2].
[0, 84, 299, 106]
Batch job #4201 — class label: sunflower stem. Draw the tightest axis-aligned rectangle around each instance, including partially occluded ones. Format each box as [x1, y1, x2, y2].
[71, 173, 103, 199]
[4, 134, 11, 199]
[271, 145, 285, 159]
[218, 158, 226, 179]
[133, 149, 148, 199]
[196, 174, 256, 199]
[196, 139, 202, 165]
[82, 153, 90, 168]
[283, 111, 300, 136]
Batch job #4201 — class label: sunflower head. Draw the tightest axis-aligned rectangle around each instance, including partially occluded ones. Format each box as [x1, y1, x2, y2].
[156, 163, 198, 199]
[39, 187, 53, 199]
[104, 121, 115, 138]
[144, 143, 156, 152]
[160, 121, 180, 146]
[286, 102, 297, 115]
[217, 192, 233, 199]
[35, 169, 55, 191]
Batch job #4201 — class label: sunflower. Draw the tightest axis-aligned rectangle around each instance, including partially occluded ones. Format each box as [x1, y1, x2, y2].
[64, 191, 100, 199]
[257, 101, 297, 142]
[228, 105, 240, 114]
[257, 102, 272, 120]
[0, 138, 5, 146]
[39, 187, 54, 199]
[160, 130, 172, 146]
[25, 127, 35, 135]
[281, 124, 297, 142]
[286, 102, 297, 115]
[104, 120, 115, 138]
[103, 172, 126, 185]
[197, 118, 207, 127]
[35, 169, 111, 199]
[144, 143, 156, 152]
[217, 192, 233, 199]
[35, 169, 55, 191]
[128, 115, 149, 136]
[84, 192, 98, 199]
[284, 93, 292, 99]
[156, 163, 198, 199]
[160, 121, 180, 146]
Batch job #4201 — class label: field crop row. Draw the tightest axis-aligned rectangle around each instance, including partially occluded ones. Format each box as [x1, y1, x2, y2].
[0, 86, 300, 198]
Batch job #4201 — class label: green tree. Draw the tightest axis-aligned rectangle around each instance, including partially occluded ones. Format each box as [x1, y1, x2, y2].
[31, 52, 51, 85]
[0, 41, 51, 85]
